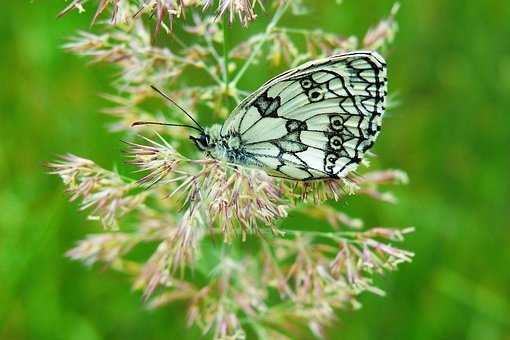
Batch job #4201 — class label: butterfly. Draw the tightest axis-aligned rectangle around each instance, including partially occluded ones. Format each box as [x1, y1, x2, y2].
[134, 51, 387, 181]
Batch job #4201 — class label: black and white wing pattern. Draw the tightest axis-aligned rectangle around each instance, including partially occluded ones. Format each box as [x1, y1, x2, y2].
[220, 51, 387, 180]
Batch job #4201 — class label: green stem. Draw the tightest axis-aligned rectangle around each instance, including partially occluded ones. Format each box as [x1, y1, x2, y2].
[230, 2, 290, 87]
[222, 15, 230, 89]
[222, 16, 240, 108]
[281, 228, 363, 242]
[274, 27, 316, 35]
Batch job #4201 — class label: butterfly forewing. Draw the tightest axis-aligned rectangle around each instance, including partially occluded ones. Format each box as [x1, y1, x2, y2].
[220, 51, 387, 180]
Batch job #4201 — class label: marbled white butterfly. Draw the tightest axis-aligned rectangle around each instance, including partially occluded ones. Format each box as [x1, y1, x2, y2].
[135, 51, 387, 181]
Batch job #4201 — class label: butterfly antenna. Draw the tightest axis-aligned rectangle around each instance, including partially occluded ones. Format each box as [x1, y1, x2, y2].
[150, 85, 204, 132]
[131, 121, 204, 133]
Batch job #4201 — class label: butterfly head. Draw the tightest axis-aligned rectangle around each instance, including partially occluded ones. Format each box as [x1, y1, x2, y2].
[190, 124, 221, 152]
[190, 133, 213, 151]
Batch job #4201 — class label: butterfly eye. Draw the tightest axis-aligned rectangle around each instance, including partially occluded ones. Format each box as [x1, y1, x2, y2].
[191, 134, 212, 151]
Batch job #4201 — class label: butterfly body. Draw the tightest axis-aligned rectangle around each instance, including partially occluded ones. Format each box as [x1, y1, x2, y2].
[190, 51, 387, 181]
[191, 124, 258, 168]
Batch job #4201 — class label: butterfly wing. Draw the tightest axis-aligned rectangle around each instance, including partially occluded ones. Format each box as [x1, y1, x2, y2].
[220, 51, 387, 180]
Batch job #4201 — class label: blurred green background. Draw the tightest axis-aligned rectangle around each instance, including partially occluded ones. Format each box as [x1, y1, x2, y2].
[1, 1, 509, 339]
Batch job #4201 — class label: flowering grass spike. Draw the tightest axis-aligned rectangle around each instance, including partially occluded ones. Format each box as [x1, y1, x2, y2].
[50, 2, 411, 339]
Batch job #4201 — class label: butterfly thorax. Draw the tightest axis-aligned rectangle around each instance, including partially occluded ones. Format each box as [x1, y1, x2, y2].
[191, 124, 250, 166]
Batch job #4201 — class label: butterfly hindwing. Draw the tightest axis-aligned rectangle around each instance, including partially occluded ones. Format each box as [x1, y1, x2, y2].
[220, 51, 387, 180]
